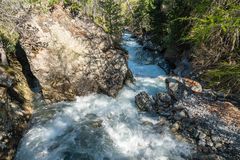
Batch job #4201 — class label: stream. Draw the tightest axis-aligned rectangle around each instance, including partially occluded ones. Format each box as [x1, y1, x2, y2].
[15, 32, 191, 160]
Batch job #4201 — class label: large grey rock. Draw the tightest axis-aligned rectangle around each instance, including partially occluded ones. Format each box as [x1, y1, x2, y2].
[135, 91, 154, 112]
[18, 6, 130, 102]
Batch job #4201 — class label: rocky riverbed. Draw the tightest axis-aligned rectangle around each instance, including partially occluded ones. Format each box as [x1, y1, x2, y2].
[135, 77, 240, 159]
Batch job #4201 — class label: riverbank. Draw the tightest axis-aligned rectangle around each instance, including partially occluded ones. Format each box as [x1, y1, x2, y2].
[131, 30, 240, 108]
[135, 76, 240, 159]
[130, 32, 240, 159]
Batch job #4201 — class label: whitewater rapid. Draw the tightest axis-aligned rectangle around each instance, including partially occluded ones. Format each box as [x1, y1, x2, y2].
[15, 33, 191, 160]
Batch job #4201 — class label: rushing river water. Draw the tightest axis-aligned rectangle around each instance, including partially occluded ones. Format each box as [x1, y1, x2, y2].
[16, 33, 191, 160]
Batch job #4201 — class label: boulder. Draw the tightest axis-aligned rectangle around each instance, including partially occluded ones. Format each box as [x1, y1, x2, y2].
[183, 78, 202, 93]
[165, 77, 202, 100]
[165, 77, 191, 100]
[135, 91, 154, 112]
[18, 6, 131, 103]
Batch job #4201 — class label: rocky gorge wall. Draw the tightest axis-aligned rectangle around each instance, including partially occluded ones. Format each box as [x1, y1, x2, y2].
[0, 43, 33, 159]
[0, 5, 131, 159]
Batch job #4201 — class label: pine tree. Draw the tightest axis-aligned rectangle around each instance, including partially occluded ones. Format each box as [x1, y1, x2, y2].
[132, 0, 151, 33]
[99, 0, 124, 41]
[148, 0, 167, 45]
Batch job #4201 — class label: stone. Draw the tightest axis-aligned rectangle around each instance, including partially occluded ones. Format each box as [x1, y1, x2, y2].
[158, 117, 167, 126]
[155, 93, 172, 104]
[154, 92, 172, 109]
[18, 6, 131, 103]
[174, 110, 187, 121]
[90, 120, 103, 128]
[165, 77, 202, 100]
[182, 78, 202, 93]
[171, 122, 180, 133]
[175, 134, 184, 141]
[142, 121, 154, 126]
[135, 92, 154, 112]
[165, 77, 191, 100]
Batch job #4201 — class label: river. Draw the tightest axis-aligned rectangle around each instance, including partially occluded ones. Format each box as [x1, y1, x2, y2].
[15, 32, 191, 160]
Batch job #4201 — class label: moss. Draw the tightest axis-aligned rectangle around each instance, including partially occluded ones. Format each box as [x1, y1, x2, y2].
[0, 26, 19, 53]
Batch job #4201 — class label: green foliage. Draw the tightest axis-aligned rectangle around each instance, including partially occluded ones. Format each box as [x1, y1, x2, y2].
[48, 0, 61, 7]
[187, 4, 240, 44]
[126, 0, 240, 96]
[0, 27, 19, 53]
[132, 0, 152, 32]
[148, 0, 168, 45]
[99, 0, 124, 39]
[203, 64, 240, 95]
[28, 0, 41, 3]
[69, 2, 81, 13]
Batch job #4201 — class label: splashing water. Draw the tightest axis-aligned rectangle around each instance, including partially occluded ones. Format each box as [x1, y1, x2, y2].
[16, 32, 191, 160]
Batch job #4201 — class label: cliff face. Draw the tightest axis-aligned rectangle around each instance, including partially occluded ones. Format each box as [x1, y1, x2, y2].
[18, 6, 130, 103]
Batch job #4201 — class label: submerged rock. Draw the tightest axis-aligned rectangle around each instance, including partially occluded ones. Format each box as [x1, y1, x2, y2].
[157, 59, 171, 74]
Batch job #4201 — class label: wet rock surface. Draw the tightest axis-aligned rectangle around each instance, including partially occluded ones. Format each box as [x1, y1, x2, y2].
[135, 76, 240, 159]
[135, 91, 154, 112]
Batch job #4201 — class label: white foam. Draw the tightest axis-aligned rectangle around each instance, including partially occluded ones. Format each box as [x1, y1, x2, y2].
[16, 32, 191, 160]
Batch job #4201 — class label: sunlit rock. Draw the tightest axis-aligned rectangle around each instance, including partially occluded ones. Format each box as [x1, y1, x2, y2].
[18, 6, 130, 103]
